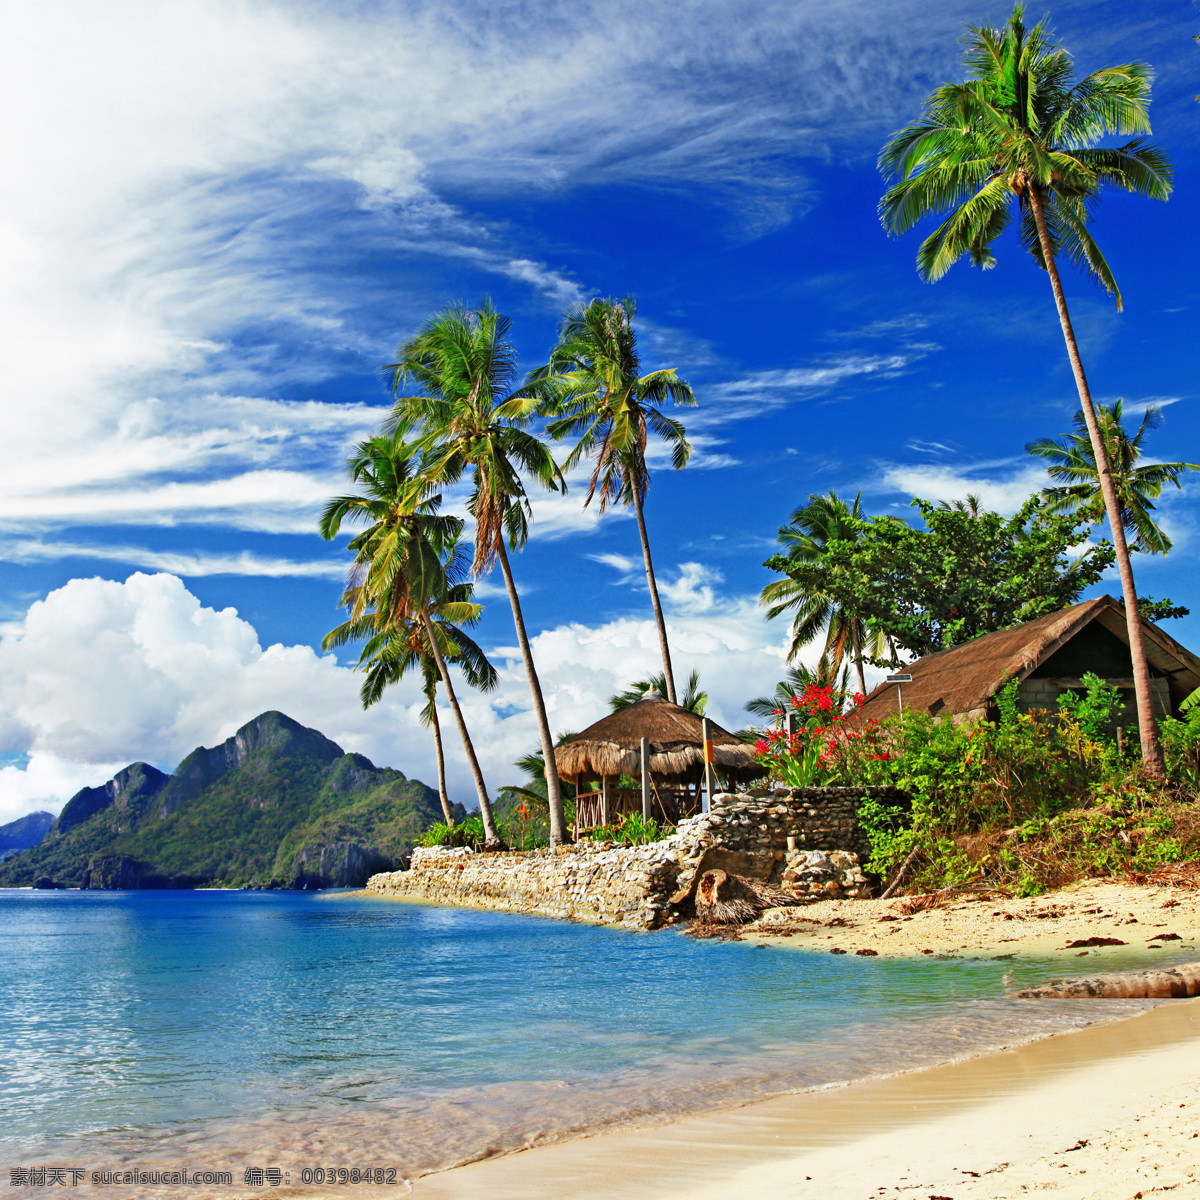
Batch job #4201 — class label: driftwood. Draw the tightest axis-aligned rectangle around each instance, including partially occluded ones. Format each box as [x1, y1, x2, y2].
[693, 869, 798, 926]
[1014, 962, 1200, 999]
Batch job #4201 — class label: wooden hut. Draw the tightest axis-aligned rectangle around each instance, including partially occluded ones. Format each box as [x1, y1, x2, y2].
[857, 594, 1200, 727]
[554, 692, 760, 833]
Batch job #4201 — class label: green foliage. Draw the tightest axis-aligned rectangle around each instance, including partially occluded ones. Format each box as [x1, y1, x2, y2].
[1161, 706, 1200, 794]
[580, 812, 666, 845]
[764, 494, 1113, 662]
[611, 669, 707, 714]
[416, 817, 485, 848]
[1057, 672, 1124, 744]
[837, 677, 1200, 895]
[1028, 400, 1199, 556]
[1139, 596, 1191, 622]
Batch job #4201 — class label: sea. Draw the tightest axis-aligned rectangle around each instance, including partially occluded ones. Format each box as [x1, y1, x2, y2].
[0, 889, 1170, 1189]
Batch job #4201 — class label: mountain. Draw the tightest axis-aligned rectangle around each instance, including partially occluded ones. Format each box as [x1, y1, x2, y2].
[0, 712, 457, 890]
[0, 811, 55, 862]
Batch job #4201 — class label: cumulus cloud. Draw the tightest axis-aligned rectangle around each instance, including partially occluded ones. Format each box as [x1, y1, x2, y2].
[0, 571, 795, 824]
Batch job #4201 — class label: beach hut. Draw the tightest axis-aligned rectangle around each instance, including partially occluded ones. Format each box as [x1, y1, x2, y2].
[857, 594, 1200, 729]
[554, 692, 760, 833]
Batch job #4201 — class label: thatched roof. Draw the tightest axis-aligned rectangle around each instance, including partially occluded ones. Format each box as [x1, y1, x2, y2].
[857, 594, 1200, 722]
[555, 694, 758, 780]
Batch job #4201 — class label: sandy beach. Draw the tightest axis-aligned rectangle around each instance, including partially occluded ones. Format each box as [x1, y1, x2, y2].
[745, 879, 1200, 960]
[409, 995, 1200, 1200]
[395, 881, 1200, 1200]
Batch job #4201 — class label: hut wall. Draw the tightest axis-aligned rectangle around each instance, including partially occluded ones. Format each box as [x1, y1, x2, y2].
[365, 786, 906, 930]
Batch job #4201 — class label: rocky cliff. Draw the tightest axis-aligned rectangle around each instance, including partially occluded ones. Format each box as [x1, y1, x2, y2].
[0, 712, 452, 890]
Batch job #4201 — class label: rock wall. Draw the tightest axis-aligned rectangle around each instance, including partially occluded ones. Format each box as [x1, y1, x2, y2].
[365, 786, 905, 929]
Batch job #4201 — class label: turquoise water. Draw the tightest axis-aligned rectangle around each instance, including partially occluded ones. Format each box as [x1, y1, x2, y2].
[0, 890, 1161, 1179]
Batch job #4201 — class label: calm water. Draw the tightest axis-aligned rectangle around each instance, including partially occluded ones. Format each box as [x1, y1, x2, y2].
[0, 889, 1166, 1181]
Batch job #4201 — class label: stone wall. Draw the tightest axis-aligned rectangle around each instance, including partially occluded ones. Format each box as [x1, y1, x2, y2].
[365, 786, 907, 930]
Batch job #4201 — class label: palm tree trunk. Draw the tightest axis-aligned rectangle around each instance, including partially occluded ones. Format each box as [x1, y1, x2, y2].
[1028, 189, 1165, 776]
[630, 483, 678, 705]
[851, 623, 866, 698]
[494, 540, 569, 845]
[419, 610, 502, 844]
[427, 685, 454, 825]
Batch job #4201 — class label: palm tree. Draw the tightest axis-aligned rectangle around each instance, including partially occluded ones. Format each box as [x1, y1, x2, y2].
[745, 652, 852, 721]
[323, 570, 498, 825]
[1028, 399, 1199, 555]
[878, 3, 1173, 773]
[525, 297, 697, 706]
[319, 432, 503, 844]
[609, 668, 707, 714]
[387, 303, 572, 845]
[760, 491, 886, 696]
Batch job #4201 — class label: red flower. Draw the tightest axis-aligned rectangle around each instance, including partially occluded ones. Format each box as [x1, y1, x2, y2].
[754, 739, 768, 754]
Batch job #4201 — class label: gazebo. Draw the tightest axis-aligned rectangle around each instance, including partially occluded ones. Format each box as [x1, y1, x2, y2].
[553, 692, 761, 833]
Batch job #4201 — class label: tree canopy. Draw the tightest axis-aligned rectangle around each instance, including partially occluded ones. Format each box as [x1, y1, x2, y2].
[764, 494, 1115, 662]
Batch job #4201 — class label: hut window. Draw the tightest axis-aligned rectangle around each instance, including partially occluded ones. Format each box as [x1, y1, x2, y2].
[928, 698, 945, 717]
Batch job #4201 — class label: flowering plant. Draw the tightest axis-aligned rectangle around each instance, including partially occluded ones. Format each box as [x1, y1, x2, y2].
[753, 685, 885, 786]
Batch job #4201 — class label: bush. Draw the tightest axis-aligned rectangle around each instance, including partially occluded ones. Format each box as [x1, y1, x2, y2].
[416, 816, 485, 848]
[580, 812, 666, 845]
[1162, 705, 1200, 796]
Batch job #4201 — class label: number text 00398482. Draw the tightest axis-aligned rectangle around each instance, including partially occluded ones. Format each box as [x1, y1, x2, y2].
[301, 1167, 399, 1185]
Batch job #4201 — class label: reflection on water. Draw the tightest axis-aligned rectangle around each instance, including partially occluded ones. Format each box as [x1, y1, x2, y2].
[0, 889, 1168, 1184]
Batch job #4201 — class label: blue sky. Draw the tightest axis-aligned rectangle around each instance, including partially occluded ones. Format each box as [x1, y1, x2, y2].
[1, 0, 1198, 818]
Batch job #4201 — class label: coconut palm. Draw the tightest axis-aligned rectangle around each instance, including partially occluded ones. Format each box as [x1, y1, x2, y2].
[878, 3, 1173, 773]
[1028, 399, 1199, 555]
[387, 303, 572, 845]
[760, 491, 886, 696]
[609, 668, 707, 715]
[524, 297, 697, 706]
[319, 431, 502, 844]
[323, 570, 497, 825]
[744, 652, 853, 721]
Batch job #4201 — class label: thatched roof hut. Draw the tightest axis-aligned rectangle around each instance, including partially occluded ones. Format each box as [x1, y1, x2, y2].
[857, 594, 1200, 724]
[554, 693, 759, 781]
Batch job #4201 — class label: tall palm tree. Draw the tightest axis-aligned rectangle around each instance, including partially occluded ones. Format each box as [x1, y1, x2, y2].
[760, 491, 885, 696]
[525, 297, 697, 706]
[609, 668, 707, 715]
[744, 652, 853, 721]
[319, 432, 503, 844]
[878, 3, 1173, 773]
[323, 571, 498, 826]
[387, 303, 572, 845]
[1028, 399, 1199, 555]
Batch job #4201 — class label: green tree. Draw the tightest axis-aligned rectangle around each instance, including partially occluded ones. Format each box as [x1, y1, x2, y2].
[323, 565, 497, 825]
[609, 668, 707, 715]
[1027, 399, 1199, 555]
[767, 494, 1114, 661]
[319, 432, 503, 844]
[744, 652, 852, 721]
[879, 3, 1173, 771]
[387, 303, 572, 845]
[526, 297, 696, 706]
[760, 491, 887, 696]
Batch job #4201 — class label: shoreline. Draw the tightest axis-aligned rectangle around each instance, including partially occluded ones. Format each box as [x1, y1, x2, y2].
[407, 998, 1200, 1200]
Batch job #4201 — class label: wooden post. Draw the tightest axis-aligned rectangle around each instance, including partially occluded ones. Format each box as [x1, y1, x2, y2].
[601, 774, 611, 826]
[786, 711, 799, 741]
[701, 716, 716, 812]
[640, 736, 652, 822]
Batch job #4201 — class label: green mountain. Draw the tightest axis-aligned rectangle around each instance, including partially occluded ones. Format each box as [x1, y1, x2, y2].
[0, 810, 55, 862]
[0, 712, 456, 890]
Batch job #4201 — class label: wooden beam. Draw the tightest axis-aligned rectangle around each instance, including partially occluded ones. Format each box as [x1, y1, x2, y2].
[640, 737, 651, 822]
[701, 716, 716, 812]
[601, 774, 611, 827]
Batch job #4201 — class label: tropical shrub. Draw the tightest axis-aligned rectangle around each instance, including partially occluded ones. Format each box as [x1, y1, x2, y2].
[415, 816, 486, 848]
[580, 812, 666, 845]
[752, 684, 886, 786]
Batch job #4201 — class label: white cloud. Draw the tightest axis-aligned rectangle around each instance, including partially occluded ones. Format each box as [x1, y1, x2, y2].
[0, 0, 970, 549]
[589, 552, 639, 576]
[0, 540, 344, 580]
[875, 460, 1051, 515]
[0, 571, 796, 824]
